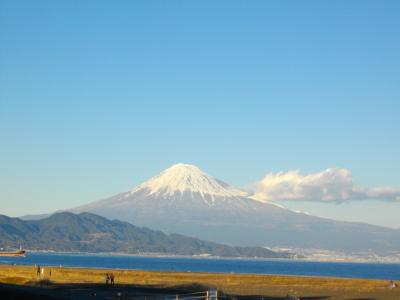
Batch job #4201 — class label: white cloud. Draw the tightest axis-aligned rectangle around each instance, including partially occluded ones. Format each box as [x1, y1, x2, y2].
[250, 167, 400, 203]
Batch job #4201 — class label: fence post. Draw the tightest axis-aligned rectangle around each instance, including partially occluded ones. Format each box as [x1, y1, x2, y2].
[176, 294, 179, 300]
[206, 290, 209, 300]
[214, 290, 218, 300]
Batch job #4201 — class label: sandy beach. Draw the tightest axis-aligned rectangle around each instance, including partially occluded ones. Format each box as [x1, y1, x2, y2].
[0, 264, 399, 300]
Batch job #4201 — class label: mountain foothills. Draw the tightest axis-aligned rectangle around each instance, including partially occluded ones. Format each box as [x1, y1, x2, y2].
[69, 164, 400, 256]
[0, 212, 290, 258]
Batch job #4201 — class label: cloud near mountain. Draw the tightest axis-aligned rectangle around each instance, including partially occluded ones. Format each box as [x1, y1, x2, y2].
[250, 167, 400, 203]
[64, 163, 400, 253]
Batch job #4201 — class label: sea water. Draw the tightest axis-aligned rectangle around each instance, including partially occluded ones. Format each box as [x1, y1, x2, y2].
[0, 252, 399, 280]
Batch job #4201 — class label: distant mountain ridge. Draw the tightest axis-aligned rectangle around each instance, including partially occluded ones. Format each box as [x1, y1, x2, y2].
[69, 163, 400, 255]
[0, 212, 291, 258]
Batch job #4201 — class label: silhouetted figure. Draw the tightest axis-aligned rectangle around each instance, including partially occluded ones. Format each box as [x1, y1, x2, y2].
[105, 273, 110, 285]
[36, 265, 41, 277]
[110, 273, 115, 285]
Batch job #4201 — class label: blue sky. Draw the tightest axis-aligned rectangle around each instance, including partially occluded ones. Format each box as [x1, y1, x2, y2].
[1, 1, 399, 226]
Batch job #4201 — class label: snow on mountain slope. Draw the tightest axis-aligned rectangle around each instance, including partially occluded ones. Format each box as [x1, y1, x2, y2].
[129, 163, 247, 200]
[71, 163, 288, 235]
[70, 163, 400, 254]
[74, 163, 255, 211]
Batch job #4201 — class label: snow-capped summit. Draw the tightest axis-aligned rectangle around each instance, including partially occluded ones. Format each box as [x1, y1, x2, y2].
[129, 163, 245, 198]
[69, 163, 400, 254]
[72, 163, 252, 213]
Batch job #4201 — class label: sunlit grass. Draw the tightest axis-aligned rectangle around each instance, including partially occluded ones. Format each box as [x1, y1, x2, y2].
[0, 265, 398, 300]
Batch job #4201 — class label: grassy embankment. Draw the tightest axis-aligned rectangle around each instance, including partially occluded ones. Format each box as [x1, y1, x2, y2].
[0, 264, 399, 300]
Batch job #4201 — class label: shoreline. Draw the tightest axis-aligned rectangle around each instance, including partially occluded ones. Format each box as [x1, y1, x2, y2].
[1, 252, 399, 282]
[3, 262, 400, 281]
[12, 250, 400, 264]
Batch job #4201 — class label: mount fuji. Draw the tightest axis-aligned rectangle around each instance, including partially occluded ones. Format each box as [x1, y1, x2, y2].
[70, 163, 400, 255]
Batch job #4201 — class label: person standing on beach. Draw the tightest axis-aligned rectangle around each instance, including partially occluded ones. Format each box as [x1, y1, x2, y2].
[105, 273, 110, 285]
[110, 273, 115, 286]
[36, 265, 40, 277]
